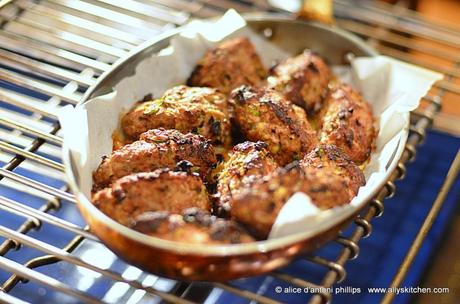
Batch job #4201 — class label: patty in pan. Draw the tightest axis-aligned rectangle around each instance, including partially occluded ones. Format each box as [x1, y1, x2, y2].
[130, 208, 255, 244]
[267, 50, 332, 114]
[216, 141, 278, 216]
[188, 37, 267, 95]
[121, 85, 232, 147]
[230, 85, 318, 165]
[318, 83, 375, 164]
[92, 128, 217, 190]
[230, 144, 365, 239]
[92, 168, 210, 226]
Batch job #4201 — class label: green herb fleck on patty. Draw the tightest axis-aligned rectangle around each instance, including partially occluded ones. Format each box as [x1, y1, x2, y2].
[144, 97, 164, 115]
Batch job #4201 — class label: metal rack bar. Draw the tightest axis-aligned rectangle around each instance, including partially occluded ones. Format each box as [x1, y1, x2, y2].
[0, 30, 111, 71]
[0, 255, 104, 304]
[0, 168, 74, 202]
[382, 151, 460, 304]
[0, 89, 59, 117]
[0, 1, 457, 303]
[0, 291, 29, 304]
[1, 234, 86, 292]
[14, 0, 143, 45]
[0, 141, 64, 171]
[0, 195, 94, 239]
[0, 50, 95, 87]
[45, 0, 168, 31]
[0, 71, 81, 104]
[336, 19, 460, 62]
[334, 0, 460, 48]
[0, 117, 62, 145]
[0, 226, 196, 304]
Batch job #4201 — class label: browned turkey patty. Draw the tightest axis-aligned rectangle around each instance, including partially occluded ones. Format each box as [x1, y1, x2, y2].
[121, 85, 231, 147]
[216, 141, 278, 215]
[92, 128, 216, 190]
[92, 169, 210, 226]
[231, 144, 365, 238]
[187, 37, 267, 95]
[230, 85, 318, 165]
[268, 50, 331, 114]
[318, 84, 375, 164]
[130, 208, 255, 244]
[300, 144, 365, 198]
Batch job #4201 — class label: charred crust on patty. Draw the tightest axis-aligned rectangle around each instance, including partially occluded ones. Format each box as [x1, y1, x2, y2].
[128, 208, 255, 244]
[130, 211, 170, 233]
[267, 50, 331, 114]
[318, 84, 375, 164]
[92, 128, 217, 190]
[187, 37, 267, 95]
[175, 160, 194, 173]
[229, 86, 317, 165]
[121, 86, 231, 146]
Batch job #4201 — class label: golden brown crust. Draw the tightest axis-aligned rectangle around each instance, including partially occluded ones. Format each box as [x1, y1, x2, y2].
[92, 169, 210, 226]
[300, 144, 365, 200]
[187, 37, 267, 95]
[216, 141, 278, 215]
[92, 128, 217, 190]
[268, 50, 331, 114]
[130, 208, 254, 244]
[230, 166, 302, 239]
[318, 84, 375, 164]
[231, 144, 365, 238]
[230, 85, 318, 165]
[121, 86, 231, 147]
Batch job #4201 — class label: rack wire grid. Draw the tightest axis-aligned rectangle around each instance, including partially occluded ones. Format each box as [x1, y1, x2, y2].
[0, 0, 459, 303]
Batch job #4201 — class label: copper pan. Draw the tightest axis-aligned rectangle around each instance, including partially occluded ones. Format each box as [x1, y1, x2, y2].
[63, 13, 401, 282]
